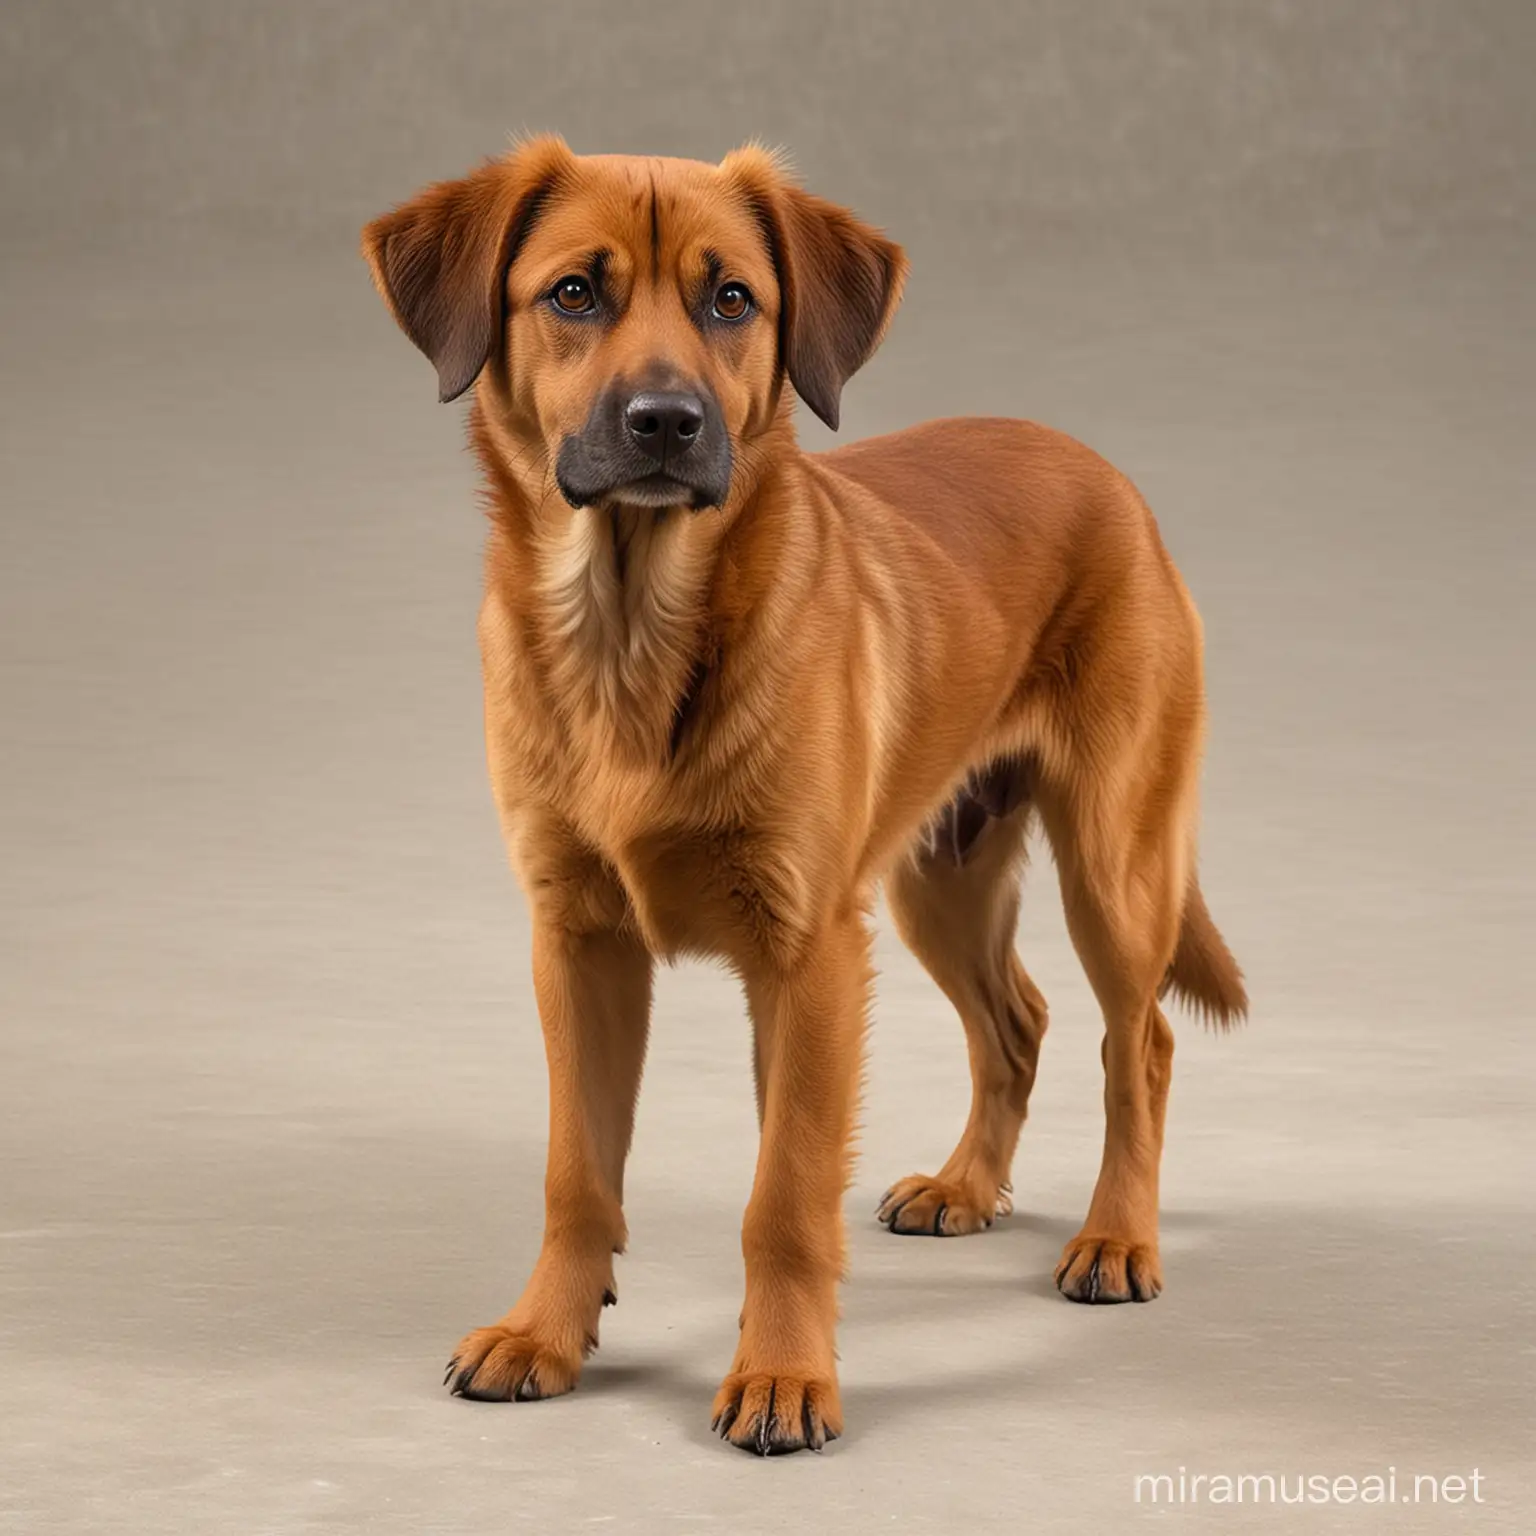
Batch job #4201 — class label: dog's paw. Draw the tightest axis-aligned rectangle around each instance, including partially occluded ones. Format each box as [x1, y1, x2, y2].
[711, 1371, 842, 1455]
[876, 1175, 1007, 1236]
[1054, 1235, 1162, 1303]
[445, 1324, 583, 1402]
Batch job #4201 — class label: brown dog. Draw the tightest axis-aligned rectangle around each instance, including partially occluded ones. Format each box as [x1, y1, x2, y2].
[362, 137, 1246, 1455]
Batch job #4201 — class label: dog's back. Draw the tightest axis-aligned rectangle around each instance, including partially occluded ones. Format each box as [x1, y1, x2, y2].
[822, 415, 1172, 604]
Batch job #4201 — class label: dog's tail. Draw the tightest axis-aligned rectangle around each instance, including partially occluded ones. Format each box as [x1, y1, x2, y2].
[1160, 876, 1248, 1030]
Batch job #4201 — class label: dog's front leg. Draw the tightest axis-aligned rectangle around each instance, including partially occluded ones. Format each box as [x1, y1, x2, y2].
[714, 909, 870, 1453]
[447, 920, 652, 1402]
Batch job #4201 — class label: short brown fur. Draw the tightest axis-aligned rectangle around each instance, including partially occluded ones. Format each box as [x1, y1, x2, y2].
[363, 137, 1247, 1455]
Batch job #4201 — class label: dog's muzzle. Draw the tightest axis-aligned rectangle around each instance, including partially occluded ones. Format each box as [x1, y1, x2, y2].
[555, 377, 733, 511]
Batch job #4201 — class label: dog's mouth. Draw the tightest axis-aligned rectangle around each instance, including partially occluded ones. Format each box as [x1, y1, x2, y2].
[606, 472, 703, 510]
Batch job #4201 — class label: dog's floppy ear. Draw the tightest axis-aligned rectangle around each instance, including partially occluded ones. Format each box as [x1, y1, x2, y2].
[723, 147, 908, 431]
[361, 136, 572, 403]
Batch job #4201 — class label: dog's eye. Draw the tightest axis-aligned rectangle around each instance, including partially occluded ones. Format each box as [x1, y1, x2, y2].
[552, 276, 594, 314]
[712, 283, 752, 322]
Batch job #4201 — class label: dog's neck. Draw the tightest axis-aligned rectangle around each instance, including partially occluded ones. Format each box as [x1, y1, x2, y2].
[471, 401, 802, 765]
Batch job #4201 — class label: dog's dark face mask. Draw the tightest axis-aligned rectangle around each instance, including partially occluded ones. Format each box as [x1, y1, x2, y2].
[362, 138, 908, 516]
[553, 364, 734, 513]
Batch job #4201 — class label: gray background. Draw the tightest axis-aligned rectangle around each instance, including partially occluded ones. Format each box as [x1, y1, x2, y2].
[3, 2, 1533, 1532]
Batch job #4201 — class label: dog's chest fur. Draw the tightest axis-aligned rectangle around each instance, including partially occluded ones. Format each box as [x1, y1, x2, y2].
[536, 508, 711, 751]
[482, 510, 815, 960]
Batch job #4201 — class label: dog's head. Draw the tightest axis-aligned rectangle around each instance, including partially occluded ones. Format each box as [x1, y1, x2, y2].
[362, 138, 907, 513]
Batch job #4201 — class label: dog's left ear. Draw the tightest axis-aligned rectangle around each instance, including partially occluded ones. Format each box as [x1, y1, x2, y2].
[723, 147, 908, 431]
[362, 135, 572, 403]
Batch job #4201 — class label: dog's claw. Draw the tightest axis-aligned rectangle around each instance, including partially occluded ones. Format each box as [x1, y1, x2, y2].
[801, 1395, 825, 1453]
[755, 1387, 776, 1457]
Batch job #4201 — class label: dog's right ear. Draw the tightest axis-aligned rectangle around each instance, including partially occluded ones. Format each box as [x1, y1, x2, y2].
[361, 136, 572, 403]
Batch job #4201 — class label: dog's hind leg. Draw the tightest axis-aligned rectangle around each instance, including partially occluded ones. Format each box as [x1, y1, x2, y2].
[877, 769, 1049, 1237]
[1037, 692, 1199, 1303]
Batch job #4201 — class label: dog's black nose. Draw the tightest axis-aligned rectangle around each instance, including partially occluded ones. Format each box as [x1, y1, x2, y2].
[624, 391, 704, 461]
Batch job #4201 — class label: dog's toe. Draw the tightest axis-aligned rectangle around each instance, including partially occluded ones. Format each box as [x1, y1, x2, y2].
[877, 1175, 1000, 1236]
[712, 1373, 842, 1455]
[446, 1324, 582, 1402]
[1054, 1235, 1162, 1304]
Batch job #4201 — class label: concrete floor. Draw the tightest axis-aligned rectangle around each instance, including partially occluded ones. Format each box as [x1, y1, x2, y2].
[3, 233, 1533, 1533]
